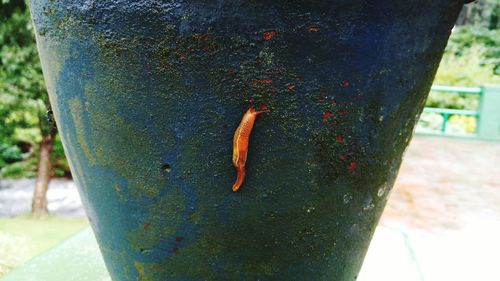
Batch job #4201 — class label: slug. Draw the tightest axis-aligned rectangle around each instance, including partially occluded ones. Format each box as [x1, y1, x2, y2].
[232, 106, 269, 192]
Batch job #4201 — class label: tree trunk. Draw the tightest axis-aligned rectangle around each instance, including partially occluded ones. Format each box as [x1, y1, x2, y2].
[31, 128, 56, 216]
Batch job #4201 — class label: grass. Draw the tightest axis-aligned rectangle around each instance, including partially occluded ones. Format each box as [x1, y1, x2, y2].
[0, 215, 89, 277]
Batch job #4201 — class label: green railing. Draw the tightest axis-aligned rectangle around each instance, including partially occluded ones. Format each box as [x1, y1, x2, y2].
[417, 85, 500, 141]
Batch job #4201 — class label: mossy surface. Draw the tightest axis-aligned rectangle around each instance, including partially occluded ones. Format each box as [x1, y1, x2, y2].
[29, 0, 464, 280]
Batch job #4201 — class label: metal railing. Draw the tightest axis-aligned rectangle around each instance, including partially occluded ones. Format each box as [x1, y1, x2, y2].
[417, 84, 500, 141]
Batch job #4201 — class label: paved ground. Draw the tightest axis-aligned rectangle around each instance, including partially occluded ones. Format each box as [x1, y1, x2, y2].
[361, 136, 500, 281]
[1, 135, 499, 280]
[382, 136, 500, 232]
[0, 178, 84, 218]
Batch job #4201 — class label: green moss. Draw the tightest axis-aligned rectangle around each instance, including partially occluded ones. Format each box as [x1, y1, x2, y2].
[68, 97, 97, 164]
[127, 186, 185, 252]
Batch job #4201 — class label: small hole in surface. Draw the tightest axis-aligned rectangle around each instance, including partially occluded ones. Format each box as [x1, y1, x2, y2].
[162, 163, 171, 173]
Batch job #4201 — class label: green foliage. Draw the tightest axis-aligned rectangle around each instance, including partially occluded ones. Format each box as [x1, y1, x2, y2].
[434, 27, 500, 86]
[426, 92, 479, 110]
[0, 1, 71, 178]
[0, 158, 37, 178]
[448, 115, 477, 134]
[0, 143, 22, 167]
[424, 25, 499, 135]
[457, 0, 500, 30]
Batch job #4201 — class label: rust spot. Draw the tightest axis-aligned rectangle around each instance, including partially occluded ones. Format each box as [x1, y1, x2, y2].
[259, 103, 269, 111]
[286, 83, 296, 90]
[263, 30, 278, 40]
[308, 26, 319, 33]
[336, 135, 344, 143]
[322, 111, 333, 122]
[339, 155, 347, 161]
[177, 52, 186, 60]
[143, 222, 150, 230]
[197, 34, 209, 40]
[341, 80, 350, 87]
[348, 162, 358, 173]
[252, 78, 273, 86]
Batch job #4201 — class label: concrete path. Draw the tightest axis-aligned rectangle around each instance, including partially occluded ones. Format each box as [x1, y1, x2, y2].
[0, 178, 85, 217]
[361, 136, 500, 281]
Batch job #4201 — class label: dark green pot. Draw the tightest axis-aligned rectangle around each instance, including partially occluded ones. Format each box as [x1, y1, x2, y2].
[30, 0, 465, 280]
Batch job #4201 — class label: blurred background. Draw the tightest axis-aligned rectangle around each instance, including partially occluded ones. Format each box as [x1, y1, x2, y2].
[0, 0, 499, 280]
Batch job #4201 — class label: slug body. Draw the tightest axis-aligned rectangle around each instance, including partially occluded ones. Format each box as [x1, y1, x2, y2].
[232, 107, 268, 192]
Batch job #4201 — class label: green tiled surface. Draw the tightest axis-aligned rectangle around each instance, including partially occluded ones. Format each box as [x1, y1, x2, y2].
[1, 227, 109, 281]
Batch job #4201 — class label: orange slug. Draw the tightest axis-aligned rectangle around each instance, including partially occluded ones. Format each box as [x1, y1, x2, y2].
[232, 106, 269, 192]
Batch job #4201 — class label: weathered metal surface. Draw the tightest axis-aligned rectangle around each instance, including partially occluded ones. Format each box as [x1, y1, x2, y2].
[29, 1, 464, 280]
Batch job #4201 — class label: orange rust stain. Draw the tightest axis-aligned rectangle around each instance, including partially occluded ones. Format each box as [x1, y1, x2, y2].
[263, 30, 278, 40]
[336, 135, 344, 143]
[322, 111, 333, 122]
[197, 34, 209, 40]
[252, 78, 273, 86]
[286, 83, 296, 90]
[308, 26, 319, 32]
[259, 103, 269, 111]
[348, 162, 358, 173]
[232, 106, 269, 192]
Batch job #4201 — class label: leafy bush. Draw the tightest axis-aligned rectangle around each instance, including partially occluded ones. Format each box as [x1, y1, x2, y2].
[425, 91, 479, 110]
[434, 27, 500, 86]
[434, 45, 500, 86]
[0, 136, 70, 179]
[447, 115, 477, 134]
[0, 143, 22, 168]
[0, 158, 37, 178]
[422, 25, 499, 135]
